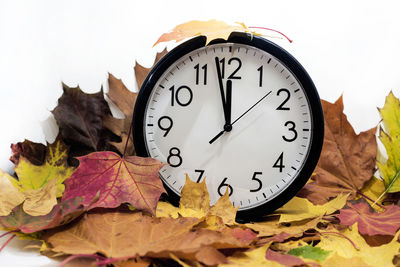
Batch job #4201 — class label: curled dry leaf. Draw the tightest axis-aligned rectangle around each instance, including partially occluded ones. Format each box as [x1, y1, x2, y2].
[298, 96, 377, 204]
[62, 151, 165, 215]
[337, 198, 400, 237]
[377, 91, 400, 193]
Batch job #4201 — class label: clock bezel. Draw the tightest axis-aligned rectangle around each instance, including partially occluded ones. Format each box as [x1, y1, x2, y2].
[133, 32, 324, 222]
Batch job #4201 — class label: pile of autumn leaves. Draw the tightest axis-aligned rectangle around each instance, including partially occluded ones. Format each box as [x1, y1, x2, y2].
[2, 21, 400, 266]
[1, 66, 400, 267]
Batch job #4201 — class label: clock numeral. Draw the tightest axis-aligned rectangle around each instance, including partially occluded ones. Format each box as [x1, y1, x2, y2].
[276, 88, 291, 110]
[218, 177, 233, 196]
[167, 147, 182, 168]
[194, 169, 205, 183]
[282, 121, 298, 142]
[218, 57, 242, 79]
[194, 64, 207, 85]
[257, 65, 263, 87]
[250, 172, 263, 192]
[169, 85, 193, 107]
[273, 152, 285, 172]
[157, 116, 173, 137]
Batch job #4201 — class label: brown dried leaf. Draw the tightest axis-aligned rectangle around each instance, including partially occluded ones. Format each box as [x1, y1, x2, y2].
[298, 96, 377, 204]
[134, 48, 168, 89]
[45, 211, 252, 260]
[10, 139, 46, 166]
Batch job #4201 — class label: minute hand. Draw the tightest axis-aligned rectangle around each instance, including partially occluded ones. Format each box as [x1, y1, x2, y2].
[231, 90, 272, 126]
[209, 90, 272, 144]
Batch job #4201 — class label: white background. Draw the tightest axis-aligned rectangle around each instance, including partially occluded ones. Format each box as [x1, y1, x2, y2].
[1, 0, 400, 266]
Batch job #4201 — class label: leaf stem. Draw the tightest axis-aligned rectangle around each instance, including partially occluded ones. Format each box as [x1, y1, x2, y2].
[357, 190, 385, 210]
[0, 230, 19, 239]
[248, 26, 293, 43]
[57, 254, 107, 267]
[0, 234, 16, 253]
[372, 171, 400, 208]
[319, 231, 359, 250]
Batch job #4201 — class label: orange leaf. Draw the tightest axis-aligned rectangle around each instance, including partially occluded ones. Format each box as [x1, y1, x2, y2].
[153, 20, 252, 47]
[298, 96, 377, 204]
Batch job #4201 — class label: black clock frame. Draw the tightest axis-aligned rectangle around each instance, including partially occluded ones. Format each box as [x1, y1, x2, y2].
[133, 32, 324, 222]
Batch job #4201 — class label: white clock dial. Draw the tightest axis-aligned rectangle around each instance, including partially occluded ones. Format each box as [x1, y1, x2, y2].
[142, 42, 313, 211]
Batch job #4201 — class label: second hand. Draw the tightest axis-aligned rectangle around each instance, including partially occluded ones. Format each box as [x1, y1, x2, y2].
[209, 90, 272, 144]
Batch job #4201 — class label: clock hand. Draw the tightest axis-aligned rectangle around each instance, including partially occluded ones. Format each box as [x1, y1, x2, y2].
[209, 90, 272, 144]
[231, 90, 272, 126]
[215, 56, 229, 125]
[226, 79, 232, 126]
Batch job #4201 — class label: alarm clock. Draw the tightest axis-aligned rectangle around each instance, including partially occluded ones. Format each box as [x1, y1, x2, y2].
[133, 32, 324, 221]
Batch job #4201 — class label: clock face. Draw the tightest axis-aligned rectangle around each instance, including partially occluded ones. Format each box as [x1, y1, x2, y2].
[134, 33, 324, 218]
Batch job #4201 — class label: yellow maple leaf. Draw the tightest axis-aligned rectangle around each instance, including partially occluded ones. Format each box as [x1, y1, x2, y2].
[317, 222, 400, 266]
[377, 91, 400, 193]
[12, 139, 74, 198]
[276, 194, 348, 223]
[153, 20, 260, 47]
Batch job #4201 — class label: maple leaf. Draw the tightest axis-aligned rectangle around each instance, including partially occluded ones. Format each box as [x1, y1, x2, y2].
[0, 169, 25, 216]
[298, 96, 377, 204]
[62, 151, 165, 215]
[317, 222, 400, 267]
[52, 83, 120, 165]
[12, 138, 74, 198]
[276, 194, 348, 223]
[44, 211, 253, 260]
[337, 198, 400, 236]
[153, 20, 258, 47]
[10, 139, 46, 166]
[134, 48, 168, 89]
[0, 197, 84, 233]
[377, 92, 400, 198]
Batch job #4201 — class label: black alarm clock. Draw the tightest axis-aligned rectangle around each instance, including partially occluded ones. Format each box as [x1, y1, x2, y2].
[133, 32, 324, 221]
